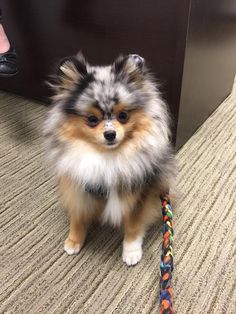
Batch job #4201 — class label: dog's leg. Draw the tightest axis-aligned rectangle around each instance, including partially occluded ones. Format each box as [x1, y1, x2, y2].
[122, 189, 162, 266]
[122, 212, 144, 266]
[59, 175, 89, 255]
[64, 212, 88, 255]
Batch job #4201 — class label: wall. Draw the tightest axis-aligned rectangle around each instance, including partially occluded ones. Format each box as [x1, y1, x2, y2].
[176, 0, 236, 148]
[0, 0, 190, 143]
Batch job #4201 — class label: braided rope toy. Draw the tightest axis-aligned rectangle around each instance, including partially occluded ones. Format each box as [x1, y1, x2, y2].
[159, 194, 174, 314]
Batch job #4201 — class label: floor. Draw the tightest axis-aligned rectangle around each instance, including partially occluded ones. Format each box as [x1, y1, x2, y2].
[0, 83, 236, 313]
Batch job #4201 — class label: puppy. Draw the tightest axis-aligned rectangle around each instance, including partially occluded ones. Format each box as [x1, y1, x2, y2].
[43, 53, 176, 266]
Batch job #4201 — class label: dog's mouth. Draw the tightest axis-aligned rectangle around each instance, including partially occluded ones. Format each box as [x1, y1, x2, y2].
[105, 140, 119, 148]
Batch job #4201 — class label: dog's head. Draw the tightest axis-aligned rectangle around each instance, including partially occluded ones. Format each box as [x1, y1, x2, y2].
[48, 53, 170, 151]
[45, 53, 176, 192]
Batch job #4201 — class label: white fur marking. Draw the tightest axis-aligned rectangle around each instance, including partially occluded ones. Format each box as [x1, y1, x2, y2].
[104, 120, 114, 130]
[64, 243, 81, 255]
[102, 189, 123, 226]
[122, 236, 143, 266]
[94, 66, 112, 81]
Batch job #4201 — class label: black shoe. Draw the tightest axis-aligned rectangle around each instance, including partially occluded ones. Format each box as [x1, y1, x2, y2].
[0, 46, 18, 77]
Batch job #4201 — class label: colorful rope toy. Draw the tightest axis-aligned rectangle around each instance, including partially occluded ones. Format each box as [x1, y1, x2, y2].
[159, 194, 174, 314]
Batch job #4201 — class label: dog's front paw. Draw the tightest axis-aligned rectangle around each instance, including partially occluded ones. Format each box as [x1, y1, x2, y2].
[64, 238, 81, 255]
[122, 238, 143, 266]
[122, 248, 143, 266]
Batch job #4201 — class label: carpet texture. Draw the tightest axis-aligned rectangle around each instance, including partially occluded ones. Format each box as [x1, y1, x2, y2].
[0, 84, 236, 314]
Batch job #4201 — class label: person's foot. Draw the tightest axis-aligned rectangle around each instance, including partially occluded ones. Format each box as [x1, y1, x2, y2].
[0, 24, 18, 77]
[0, 24, 10, 53]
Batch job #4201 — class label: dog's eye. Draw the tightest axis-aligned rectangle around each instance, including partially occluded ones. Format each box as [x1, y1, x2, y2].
[87, 115, 99, 127]
[118, 111, 129, 123]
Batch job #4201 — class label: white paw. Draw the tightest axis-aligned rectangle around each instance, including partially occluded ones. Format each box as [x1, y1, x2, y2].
[122, 236, 143, 266]
[64, 238, 81, 255]
[122, 248, 143, 266]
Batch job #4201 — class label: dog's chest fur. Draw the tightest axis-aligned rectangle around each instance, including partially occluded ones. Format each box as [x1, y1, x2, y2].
[85, 183, 124, 226]
[102, 189, 124, 226]
[84, 181, 125, 226]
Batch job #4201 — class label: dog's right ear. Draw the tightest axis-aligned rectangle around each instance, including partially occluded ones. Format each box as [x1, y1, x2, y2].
[112, 54, 146, 85]
[49, 52, 88, 100]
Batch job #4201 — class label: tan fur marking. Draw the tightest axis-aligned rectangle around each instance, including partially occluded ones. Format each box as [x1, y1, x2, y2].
[87, 106, 103, 118]
[66, 210, 88, 247]
[123, 184, 162, 242]
[60, 175, 107, 252]
[58, 116, 104, 148]
[59, 176, 89, 249]
[59, 175, 104, 221]
[119, 110, 155, 148]
[59, 176, 103, 249]
[58, 107, 155, 154]
[113, 103, 128, 114]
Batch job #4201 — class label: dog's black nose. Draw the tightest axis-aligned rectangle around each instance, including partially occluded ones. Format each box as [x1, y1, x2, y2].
[104, 130, 116, 142]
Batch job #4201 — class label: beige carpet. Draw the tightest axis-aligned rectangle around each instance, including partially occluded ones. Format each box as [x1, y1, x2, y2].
[0, 84, 236, 314]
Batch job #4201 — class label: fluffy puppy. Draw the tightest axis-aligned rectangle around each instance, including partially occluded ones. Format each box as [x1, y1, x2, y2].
[43, 53, 176, 266]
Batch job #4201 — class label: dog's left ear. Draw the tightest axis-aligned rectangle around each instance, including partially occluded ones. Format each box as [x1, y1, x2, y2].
[113, 54, 146, 82]
[57, 52, 88, 80]
[49, 52, 88, 99]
